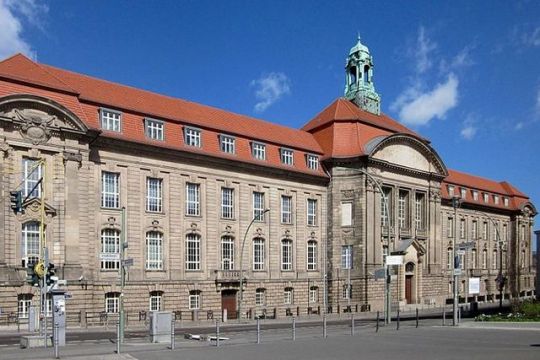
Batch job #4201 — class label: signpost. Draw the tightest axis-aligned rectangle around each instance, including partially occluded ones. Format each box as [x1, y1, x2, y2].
[386, 255, 403, 266]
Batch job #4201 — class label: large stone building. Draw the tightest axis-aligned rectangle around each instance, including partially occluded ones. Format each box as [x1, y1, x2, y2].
[0, 39, 536, 321]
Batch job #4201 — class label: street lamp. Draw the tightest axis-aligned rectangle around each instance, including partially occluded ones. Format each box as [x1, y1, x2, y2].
[451, 195, 461, 326]
[238, 208, 270, 321]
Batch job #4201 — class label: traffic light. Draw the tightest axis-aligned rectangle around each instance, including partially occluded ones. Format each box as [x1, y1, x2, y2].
[46, 263, 56, 286]
[26, 263, 39, 286]
[10, 190, 23, 214]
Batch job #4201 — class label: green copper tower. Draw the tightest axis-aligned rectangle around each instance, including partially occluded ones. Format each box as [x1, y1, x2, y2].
[344, 36, 381, 115]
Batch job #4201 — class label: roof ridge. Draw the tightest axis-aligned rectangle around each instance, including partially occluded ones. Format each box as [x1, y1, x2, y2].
[33, 60, 79, 95]
[0, 53, 26, 65]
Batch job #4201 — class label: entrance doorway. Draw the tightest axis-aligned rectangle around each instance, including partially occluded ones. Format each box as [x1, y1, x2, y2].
[221, 290, 237, 320]
[405, 275, 413, 304]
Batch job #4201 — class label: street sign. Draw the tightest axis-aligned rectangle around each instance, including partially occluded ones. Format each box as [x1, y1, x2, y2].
[122, 258, 134, 267]
[453, 268, 462, 276]
[386, 255, 403, 265]
[457, 241, 476, 250]
[374, 268, 385, 280]
[100, 253, 120, 261]
[469, 277, 480, 294]
[456, 250, 466, 256]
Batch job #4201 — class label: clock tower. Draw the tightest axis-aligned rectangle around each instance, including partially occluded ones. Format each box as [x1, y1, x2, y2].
[344, 36, 381, 115]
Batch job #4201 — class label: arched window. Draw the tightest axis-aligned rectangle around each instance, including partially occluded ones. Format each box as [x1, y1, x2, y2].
[189, 290, 201, 310]
[405, 262, 415, 273]
[146, 231, 163, 270]
[101, 229, 120, 270]
[185, 234, 201, 270]
[342, 284, 352, 299]
[482, 249, 487, 269]
[221, 236, 234, 270]
[22, 221, 41, 267]
[253, 237, 265, 270]
[447, 248, 453, 270]
[309, 286, 319, 303]
[492, 250, 498, 270]
[105, 292, 120, 313]
[281, 239, 293, 271]
[18, 294, 33, 318]
[307, 240, 317, 270]
[149, 291, 163, 311]
[521, 249, 526, 268]
[349, 66, 357, 85]
[363, 65, 369, 85]
[471, 249, 477, 269]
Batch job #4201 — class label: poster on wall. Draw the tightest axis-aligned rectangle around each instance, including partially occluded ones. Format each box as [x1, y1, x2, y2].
[469, 277, 480, 294]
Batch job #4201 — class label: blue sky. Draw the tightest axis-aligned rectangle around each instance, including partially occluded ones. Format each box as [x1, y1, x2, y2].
[2, 0, 539, 232]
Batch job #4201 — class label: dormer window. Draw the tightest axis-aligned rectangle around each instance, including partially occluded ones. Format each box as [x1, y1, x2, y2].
[460, 188, 467, 199]
[100, 108, 121, 132]
[448, 185, 455, 196]
[503, 197, 509, 207]
[307, 154, 319, 170]
[483, 193, 489, 203]
[184, 127, 201, 147]
[220, 135, 235, 154]
[280, 148, 294, 166]
[252, 142, 266, 160]
[145, 118, 164, 141]
[473, 191, 479, 201]
[494, 195, 499, 205]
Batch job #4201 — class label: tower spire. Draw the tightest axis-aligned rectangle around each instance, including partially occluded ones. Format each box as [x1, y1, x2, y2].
[344, 36, 381, 115]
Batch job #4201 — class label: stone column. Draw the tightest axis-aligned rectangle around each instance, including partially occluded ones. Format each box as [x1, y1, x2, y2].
[0, 140, 12, 267]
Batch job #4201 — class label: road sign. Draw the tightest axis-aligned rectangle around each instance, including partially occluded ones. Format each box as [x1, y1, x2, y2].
[469, 278, 480, 294]
[100, 253, 120, 261]
[456, 250, 465, 256]
[386, 255, 403, 265]
[457, 241, 476, 250]
[374, 268, 385, 280]
[453, 268, 462, 276]
[122, 258, 134, 267]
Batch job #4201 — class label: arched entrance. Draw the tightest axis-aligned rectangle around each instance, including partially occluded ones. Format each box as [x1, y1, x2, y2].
[405, 262, 415, 304]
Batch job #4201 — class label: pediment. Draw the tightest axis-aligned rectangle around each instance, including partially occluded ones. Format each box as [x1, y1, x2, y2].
[0, 94, 88, 144]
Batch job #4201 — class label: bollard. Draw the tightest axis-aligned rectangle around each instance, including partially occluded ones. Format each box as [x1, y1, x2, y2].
[17, 318, 20, 333]
[170, 318, 175, 350]
[323, 315, 327, 338]
[458, 306, 461, 324]
[396, 310, 400, 330]
[116, 321, 121, 354]
[376, 311, 379, 332]
[256, 318, 261, 344]
[54, 322, 59, 359]
[442, 307, 446, 326]
[216, 319, 220, 347]
[416, 308, 419, 328]
[351, 314, 355, 336]
[292, 317, 296, 341]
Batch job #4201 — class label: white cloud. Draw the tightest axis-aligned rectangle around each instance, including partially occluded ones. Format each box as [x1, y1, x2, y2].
[515, 121, 524, 130]
[250, 72, 291, 112]
[536, 86, 540, 114]
[440, 46, 475, 72]
[460, 125, 477, 140]
[393, 73, 459, 126]
[522, 26, 540, 47]
[0, 0, 47, 60]
[414, 26, 437, 74]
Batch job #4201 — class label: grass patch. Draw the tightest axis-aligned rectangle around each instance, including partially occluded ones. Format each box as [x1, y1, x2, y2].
[475, 300, 540, 322]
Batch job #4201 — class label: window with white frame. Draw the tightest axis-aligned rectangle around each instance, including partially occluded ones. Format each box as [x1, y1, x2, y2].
[471, 249, 477, 268]
[281, 239, 293, 271]
[342, 284, 352, 300]
[101, 229, 120, 270]
[253, 237, 265, 270]
[414, 193, 425, 230]
[503, 224, 507, 241]
[146, 231, 163, 270]
[101, 171, 120, 208]
[100, 109, 121, 132]
[494, 195, 499, 205]
[145, 118, 164, 141]
[447, 248, 453, 270]
[483, 193, 489, 203]
[220, 135, 235, 154]
[460, 188, 467, 199]
[184, 127, 201, 147]
[521, 250, 526, 268]
[23, 158, 42, 198]
[307, 240, 317, 270]
[473, 191, 479, 201]
[307, 154, 319, 170]
[448, 185, 454, 196]
[186, 183, 200, 216]
[447, 217, 454, 238]
[105, 292, 120, 313]
[221, 236, 234, 270]
[460, 218, 466, 239]
[398, 190, 408, 229]
[146, 178, 163, 212]
[149, 291, 163, 311]
[472, 221, 478, 239]
[253, 192, 265, 221]
[189, 290, 201, 310]
[502, 250, 507, 269]
[255, 288, 266, 306]
[309, 286, 318, 303]
[252, 142, 266, 160]
[221, 187, 234, 219]
[18, 294, 32, 319]
[482, 250, 487, 269]
[280, 148, 294, 165]
[283, 287, 293, 305]
[492, 250, 498, 270]
[381, 187, 391, 227]
[185, 234, 201, 270]
[307, 199, 317, 226]
[503, 197, 509, 207]
[281, 195, 292, 224]
[22, 221, 40, 267]
[482, 221, 488, 239]
[459, 253, 465, 270]
[341, 245, 353, 269]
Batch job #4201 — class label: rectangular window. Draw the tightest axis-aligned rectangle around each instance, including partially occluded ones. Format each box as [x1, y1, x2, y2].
[22, 222, 40, 267]
[494, 195, 499, 205]
[255, 289, 266, 306]
[448, 185, 454, 196]
[253, 192, 265, 221]
[253, 238, 265, 270]
[460, 188, 467, 199]
[342, 284, 352, 300]
[189, 291, 200, 310]
[414, 193, 425, 230]
[492, 250, 498, 270]
[341, 245, 353, 269]
[381, 187, 392, 227]
[503, 224, 507, 241]
[18, 295, 32, 319]
[23, 158, 42, 198]
[471, 249, 477, 269]
[100, 229, 120, 270]
[307, 154, 319, 170]
[281, 195, 292, 224]
[482, 250, 487, 269]
[472, 221, 478, 239]
[503, 197, 509, 207]
[309, 287, 318, 303]
[185, 234, 201, 270]
[145, 118, 164, 141]
[341, 202, 352, 227]
[482, 221, 488, 239]
[398, 190, 409, 229]
[483, 193, 489, 203]
[149, 293, 162, 312]
[252, 142, 266, 160]
[186, 183, 200, 216]
[146, 232, 163, 270]
[221, 187, 234, 219]
[307, 199, 317, 226]
[473, 191, 479, 201]
[101, 171, 120, 208]
[447, 217, 454, 238]
[220, 135, 235, 154]
[447, 248, 453, 270]
[280, 148, 294, 165]
[281, 240, 293, 271]
[460, 218, 466, 239]
[184, 127, 201, 147]
[307, 241, 317, 270]
[221, 236, 234, 270]
[283, 288, 293, 305]
[100, 109, 121, 132]
[105, 293, 119, 313]
[146, 178, 163, 212]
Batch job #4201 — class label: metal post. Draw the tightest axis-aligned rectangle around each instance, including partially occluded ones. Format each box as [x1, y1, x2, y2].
[323, 315, 327, 338]
[452, 196, 460, 326]
[170, 318, 175, 350]
[256, 318, 260, 344]
[54, 322, 59, 359]
[416, 308, 419, 328]
[215, 319, 220, 347]
[351, 314, 355, 336]
[292, 317, 296, 341]
[376, 311, 379, 332]
[458, 306, 461, 324]
[442, 307, 446, 326]
[396, 309, 400, 330]
[119, 207, 126, 342]
[116, 321, 120, 354]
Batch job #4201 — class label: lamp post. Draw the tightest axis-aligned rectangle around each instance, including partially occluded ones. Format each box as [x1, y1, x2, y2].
[451, 196, 461, 326]
[238, 208, 270, 321]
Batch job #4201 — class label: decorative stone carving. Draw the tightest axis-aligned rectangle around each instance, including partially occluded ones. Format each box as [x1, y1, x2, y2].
[63, 151, 82, 164]
[430, 189, 441, 201]
[341, 189, 355, 198]
[0, 137, 11, 156]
